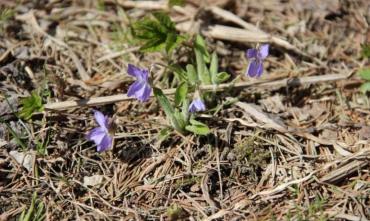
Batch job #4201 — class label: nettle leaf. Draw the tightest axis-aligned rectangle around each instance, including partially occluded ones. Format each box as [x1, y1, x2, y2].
[168, 0, 185, 7]
[132, 12, 182, 53]
[358, 68, 370, 81]
[175, 82, 188, 106]
[153, 12, 175, 31]
[360, 82, 370, 94]
[185, 119, 210, 135]
[19, 91, 44, 120]
[361, 43, 370, 58]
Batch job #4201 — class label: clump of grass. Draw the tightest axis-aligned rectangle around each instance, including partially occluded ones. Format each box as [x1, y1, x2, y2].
[19, 192, 45, 221]
[0, 8, 14, 32]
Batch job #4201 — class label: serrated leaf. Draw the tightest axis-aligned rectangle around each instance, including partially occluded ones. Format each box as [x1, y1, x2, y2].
[153, 12, 175, 31]
[168, 0, 185, 7]
[140, 37, 166, 52]
[186, 64, 197, 84]
[215, 72, 230, 84]
[360, 82, 370, 94]
[361, 43, 370, 58]
[131, 12, 182, 53]
[175, 82, 188, 106]
[358, 68, 370, 81]
[185, 119, 210, 135]
[165, 32, 177, 52]
[19, 91, 44, 120]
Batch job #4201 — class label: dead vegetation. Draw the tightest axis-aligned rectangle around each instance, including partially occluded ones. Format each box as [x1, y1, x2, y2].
[0, 0, 369, 220]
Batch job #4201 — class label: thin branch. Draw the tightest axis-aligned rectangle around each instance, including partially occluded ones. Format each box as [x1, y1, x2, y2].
[44, 73, 351, 111]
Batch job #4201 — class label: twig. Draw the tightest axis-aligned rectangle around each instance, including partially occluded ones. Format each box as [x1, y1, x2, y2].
[44, 73, 351, 111]
[205, 25, 324, 65]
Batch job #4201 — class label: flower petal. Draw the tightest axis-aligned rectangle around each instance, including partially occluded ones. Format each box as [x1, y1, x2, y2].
[127, 64, 141, 78]
[246, 60, 263, 77]
[139, 83, 151, 102]
[128, 81, 151, 102]
[246, 48, 258, 59]
[189, 98, 206, 112]
[94, 111, 108, 129]
[127, 81, 143, 97]
[127, 64, 149, 81]
[258, 44, 269, 59]
[87, 127, 106, 145]
[97, 134, 112, 152]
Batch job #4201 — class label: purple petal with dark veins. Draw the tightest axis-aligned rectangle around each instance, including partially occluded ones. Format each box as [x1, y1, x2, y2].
[246, 48, 258, 59]
[97, 134, 112, 152]
[246, 60, 264, 78]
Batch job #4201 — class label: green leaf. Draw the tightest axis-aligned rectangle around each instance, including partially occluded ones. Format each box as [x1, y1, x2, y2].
[194, 35, 211, 84]
[210, 52, 218, 83]
[358, 68, 370, 81]
[154, 88, 185, 133]
[131, 12, 182, 53]
[181, 98, 190, 122]
[173, 109, 187, 130]
[168, 0, 185, 7]
[140, 37, 166, 52]
[154, 87, 174, 119]
[361, 43, 370, 58]
[19, 91, 44, 120]
[186, 64, 197, 84]
[360, 82, 370, 94]
[175, 82, 188, 106]
[169, 64, 187, 82]
[158, 128, 171, 142]
[153, 12, 175, 31]
[165, 32, 177, 52]
[185, 119, 210, 135]
[194, 35, 210, 63]
[215, 72, 230, 84]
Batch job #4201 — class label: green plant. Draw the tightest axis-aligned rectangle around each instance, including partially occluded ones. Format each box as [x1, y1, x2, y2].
[19, 192, 45, 221]
[131, 12, 185, 53]
[358, 68, 370, 94]
[18, 91, 44, 120]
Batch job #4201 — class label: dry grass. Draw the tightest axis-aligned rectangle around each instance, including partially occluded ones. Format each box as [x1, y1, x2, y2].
[0, 0, 369, 220]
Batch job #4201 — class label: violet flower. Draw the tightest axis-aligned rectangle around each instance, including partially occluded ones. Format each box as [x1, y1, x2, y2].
[189, 98, 206, 113]
[127, 64, 151, 102]
[245, 44, 269, 78]
[86, 110, 113, 152]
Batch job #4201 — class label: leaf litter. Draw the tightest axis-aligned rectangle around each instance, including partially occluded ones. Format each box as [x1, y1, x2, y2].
[0, 0, 369, 220]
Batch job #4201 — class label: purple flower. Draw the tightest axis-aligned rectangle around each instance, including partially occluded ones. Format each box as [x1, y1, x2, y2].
[245, 44, 269, 78]
[127, 64, 151, 102]
[86, 110, 113, 152]
[189, 98, 206, 113]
